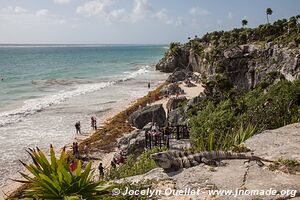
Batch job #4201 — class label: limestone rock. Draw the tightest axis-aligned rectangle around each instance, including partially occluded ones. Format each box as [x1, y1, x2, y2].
[166, 69, 193, 83]
[166, 96, 187, 112]
[156, 48, 190, 73]
[168, 107, 188, 126]
[160, 83, 184, 96]
[128, 104, 166, 129]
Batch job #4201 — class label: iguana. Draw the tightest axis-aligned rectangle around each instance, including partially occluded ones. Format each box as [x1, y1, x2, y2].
[150, 150, 273, 172]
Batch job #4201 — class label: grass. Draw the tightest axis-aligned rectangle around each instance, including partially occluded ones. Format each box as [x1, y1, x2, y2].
[269, 158, 300, 174]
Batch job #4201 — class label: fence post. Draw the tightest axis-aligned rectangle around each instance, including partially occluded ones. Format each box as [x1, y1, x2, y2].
[176, 125, 179, 140]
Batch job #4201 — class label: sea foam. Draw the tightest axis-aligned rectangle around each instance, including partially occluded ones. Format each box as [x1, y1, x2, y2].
[0, 66, 150, 127]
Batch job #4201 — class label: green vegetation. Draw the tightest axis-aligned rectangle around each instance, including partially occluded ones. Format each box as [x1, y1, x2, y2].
[13, 145, 111, 199]
[106, 147, 167, 180]
[269, 158, 300, 174]
[266, 8, 273, 24]
[189, 78, 300, 151]
[242, 19, 248, 28]
[167, 42, 181, 56]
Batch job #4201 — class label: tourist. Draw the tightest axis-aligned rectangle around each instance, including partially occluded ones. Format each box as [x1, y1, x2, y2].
[69, 160, 78, 174]
[74, 142, 79, 156]
[148, 82, 151, 89]
[98, 163, 104, 179]
[75, 121, 81, 134]
[111, 160, 116, 168]
[83, 143, 89, 158]
[91, 116, 97, 130]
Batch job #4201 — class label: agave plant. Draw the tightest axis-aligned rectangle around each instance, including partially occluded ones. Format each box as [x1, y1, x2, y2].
[14, 145, 111, 199]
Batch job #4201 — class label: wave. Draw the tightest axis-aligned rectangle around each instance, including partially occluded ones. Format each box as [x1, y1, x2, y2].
[0, 66, 151, 127]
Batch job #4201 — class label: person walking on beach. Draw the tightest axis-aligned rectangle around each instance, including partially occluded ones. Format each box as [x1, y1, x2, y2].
[75, 121, 81, 134]
[91, 117, 97, 130]
[98, 163, 104, 179]
[148, 82, 151, 89]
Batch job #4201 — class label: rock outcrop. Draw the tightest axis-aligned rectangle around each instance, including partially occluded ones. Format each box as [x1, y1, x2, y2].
[118, 123, 300, 200]
[166, 69, 193, 83]
[159, 42, 300, 91]
[190, 44, 300, 90]
[159, 83, 184, 96]
[166, 97, 187, 112]
[168, 107, 188, 126]
[128, 104, 166, 129]
[156, 48, 190, 73]
[117, 129, 145, 157]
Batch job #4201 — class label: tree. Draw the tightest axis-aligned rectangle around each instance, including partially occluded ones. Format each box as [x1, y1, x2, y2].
[242, 19, 248, 28]
[266, 8, 273, 24]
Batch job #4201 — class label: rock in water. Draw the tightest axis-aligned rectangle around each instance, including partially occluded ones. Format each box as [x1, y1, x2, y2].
[128, 104, 166, 129]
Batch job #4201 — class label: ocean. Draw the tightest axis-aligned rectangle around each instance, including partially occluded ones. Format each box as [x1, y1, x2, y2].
[0, 44, 168, 187]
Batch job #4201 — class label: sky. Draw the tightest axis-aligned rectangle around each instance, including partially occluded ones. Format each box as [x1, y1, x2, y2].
[0, 0, 299, 44]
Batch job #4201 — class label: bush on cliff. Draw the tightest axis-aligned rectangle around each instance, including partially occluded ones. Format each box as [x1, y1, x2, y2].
[189, 78, 300, 150]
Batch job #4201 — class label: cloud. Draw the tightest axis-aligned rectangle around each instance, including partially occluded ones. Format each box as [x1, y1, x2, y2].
[0, 6, 28, 14]
[154, 9, 173, 24]
[131, 0, 152, 22]
[76, 0, 112, 16]
[109, 9, 127, 21]
[54, 0, 71, 5]
[189, 7, 210, 16]
[36, 9, 49, 16]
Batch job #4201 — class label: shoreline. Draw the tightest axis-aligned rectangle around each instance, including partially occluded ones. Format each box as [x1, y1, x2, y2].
[1, 78, 168, 199]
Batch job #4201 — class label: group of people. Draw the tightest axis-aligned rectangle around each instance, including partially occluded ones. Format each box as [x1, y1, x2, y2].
[74, 116, 98, 135]
[150, 122, 161, 136]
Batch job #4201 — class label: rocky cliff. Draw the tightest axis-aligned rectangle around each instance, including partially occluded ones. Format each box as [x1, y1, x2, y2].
[156, 17, 300, 91]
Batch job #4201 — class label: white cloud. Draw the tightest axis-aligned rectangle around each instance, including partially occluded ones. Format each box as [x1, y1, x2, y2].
[54, 0, 71, 5]
[109, 9, 127, 21]
[0, 6, 28, 14]
[14, 6, 28, 14]
[190, 7, 210, 16]
[154, 9, 173, 24]
[76, 0, 112, 16]
[36, 9, 49, 16]
[131, 0, 152, 22]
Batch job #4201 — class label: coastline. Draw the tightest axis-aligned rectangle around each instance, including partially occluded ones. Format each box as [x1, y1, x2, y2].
[1, 78, 168, 199]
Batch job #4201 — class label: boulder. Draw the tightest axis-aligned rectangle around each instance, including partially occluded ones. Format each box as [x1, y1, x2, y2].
[166, 69, 193, 83]
[128, 104, 166, 129]
[166, 96, 187, 112]
[159, 83, 184, 96]
[117, 130, 145, 157]
[168, 107, 188, 126]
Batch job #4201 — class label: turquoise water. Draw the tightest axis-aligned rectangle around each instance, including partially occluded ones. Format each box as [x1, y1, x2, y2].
[0, 45, 165, 109]
[0, 45, 167, 187]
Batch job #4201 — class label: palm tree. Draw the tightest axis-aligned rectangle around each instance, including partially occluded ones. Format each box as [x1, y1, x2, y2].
[242, 19, 248, 28]
[266, 8, 273, 24]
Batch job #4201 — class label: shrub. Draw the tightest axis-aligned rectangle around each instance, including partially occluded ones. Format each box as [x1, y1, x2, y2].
[14, 145, 111, 199]
[106, 147, 167, 180]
